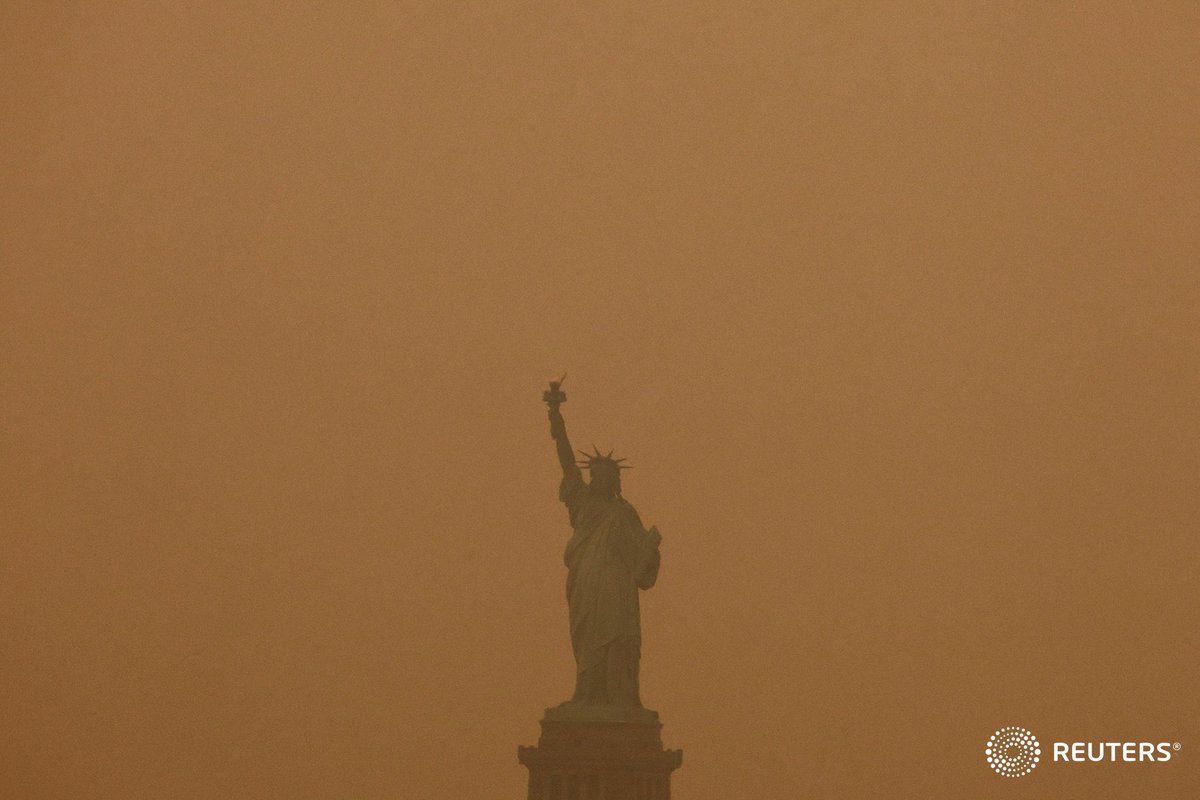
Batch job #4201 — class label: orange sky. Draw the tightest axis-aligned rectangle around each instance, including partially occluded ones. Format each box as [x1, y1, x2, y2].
[2, 3, 1197, 798]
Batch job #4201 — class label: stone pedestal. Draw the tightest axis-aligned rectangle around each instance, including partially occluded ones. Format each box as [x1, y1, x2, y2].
[518, 712, 682, 800]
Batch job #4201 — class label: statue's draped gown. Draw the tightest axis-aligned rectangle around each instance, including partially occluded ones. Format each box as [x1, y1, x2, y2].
[559, 470, 661, 707]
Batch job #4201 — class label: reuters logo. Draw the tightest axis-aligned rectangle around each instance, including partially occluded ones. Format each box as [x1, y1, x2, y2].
[986, 726, 1041, 777]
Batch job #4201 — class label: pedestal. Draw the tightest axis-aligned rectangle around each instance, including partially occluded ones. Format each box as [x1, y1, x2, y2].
[518, 711, 682, 800]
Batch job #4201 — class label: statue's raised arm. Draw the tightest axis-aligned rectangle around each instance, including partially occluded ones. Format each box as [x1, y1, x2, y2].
[543, 376, 578, 478]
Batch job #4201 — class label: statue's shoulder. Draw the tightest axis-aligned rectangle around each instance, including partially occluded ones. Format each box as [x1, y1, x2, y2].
[617, 496, 645, 522]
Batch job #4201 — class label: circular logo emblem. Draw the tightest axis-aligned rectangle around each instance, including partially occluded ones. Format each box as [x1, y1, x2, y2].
[986, 726, 1041, 777]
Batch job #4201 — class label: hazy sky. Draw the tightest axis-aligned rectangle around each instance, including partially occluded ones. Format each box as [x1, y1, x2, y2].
[3, 3, 1197, 798]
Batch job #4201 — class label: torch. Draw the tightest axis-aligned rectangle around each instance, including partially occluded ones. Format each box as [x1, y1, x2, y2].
[543, 374, 567, 438]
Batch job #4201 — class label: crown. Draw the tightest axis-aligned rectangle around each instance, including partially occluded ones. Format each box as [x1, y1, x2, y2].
[576, 444, 632, 470]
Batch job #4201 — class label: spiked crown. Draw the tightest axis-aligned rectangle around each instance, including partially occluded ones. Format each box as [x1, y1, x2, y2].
[576, 444, 632, 473]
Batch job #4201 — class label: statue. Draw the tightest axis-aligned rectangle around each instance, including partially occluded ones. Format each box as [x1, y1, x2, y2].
[518, 377, 681, 798]
[542, 377, 663, 721]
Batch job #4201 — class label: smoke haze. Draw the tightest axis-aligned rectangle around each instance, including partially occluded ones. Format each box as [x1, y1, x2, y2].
[3, 3, 1197, 798]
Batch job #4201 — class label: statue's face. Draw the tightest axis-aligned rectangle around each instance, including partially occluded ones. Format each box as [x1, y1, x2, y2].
[588, 464, 621, 497]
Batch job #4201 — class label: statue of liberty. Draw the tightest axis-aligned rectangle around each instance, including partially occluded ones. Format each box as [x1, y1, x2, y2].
[542, 378, 662, 721]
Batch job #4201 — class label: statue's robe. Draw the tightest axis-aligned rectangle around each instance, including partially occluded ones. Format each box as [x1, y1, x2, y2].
[559, 470, 661, 707]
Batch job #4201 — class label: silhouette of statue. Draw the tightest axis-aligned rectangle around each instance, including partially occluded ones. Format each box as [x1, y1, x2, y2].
[543, 378, 662, 720]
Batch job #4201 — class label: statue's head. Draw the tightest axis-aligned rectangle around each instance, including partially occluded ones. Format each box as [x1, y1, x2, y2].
[577, 446, 630, 499]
